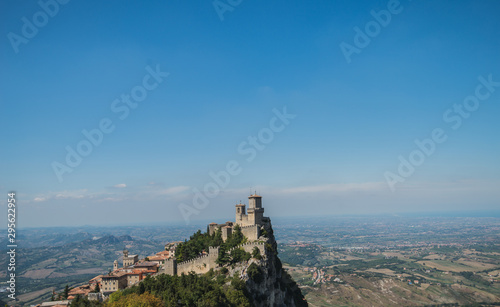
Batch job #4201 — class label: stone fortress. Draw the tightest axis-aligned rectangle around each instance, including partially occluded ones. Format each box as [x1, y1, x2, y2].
[209, 193, 270, 241]
[162, 193, 268, 276]
[54, 193, 270, 304]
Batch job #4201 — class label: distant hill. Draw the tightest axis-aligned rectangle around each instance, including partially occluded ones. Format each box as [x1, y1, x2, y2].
[0, 232, 94, 249]
[0, 231, 162, 306]
[92, 235, 133, 245]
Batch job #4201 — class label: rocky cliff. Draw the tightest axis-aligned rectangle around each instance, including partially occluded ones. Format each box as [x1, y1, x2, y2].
[229, 219, 307, 307]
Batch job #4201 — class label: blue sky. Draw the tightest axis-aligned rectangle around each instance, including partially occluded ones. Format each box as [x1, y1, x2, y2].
[1, 0, 499, 227]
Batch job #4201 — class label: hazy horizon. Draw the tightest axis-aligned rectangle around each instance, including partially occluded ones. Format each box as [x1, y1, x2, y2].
[10, 209, 500, 229]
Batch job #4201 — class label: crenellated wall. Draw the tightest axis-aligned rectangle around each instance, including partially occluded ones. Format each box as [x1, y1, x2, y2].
[227, 242, 265, 256]
[177, 254, 211, 275]
[167, 246, 220, 276]
[162, 243, 265, 276]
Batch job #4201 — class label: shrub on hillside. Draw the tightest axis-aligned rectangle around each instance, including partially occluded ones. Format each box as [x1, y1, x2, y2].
[247, 263, 263, 284]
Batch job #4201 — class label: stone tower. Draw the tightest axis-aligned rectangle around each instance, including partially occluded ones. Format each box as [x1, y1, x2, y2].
[208, 246, 220, 270]
[164, 258, 177, 276]
[248, 193, 262, 209]
[208, 222, 218, 235]
[221, 226, 232, 241]
[235, 202, 246, 225]
[113, 260, 118, 271]
[248, 193, 264, 225]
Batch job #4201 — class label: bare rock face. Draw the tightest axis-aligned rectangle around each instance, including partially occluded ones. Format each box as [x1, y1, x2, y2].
[230, 219, 308, 307]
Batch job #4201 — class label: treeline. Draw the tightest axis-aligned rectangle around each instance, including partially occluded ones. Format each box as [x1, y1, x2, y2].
[458, 271, 491, 287]
[67, 272, 251, 306]
[112, 272, 252, 306]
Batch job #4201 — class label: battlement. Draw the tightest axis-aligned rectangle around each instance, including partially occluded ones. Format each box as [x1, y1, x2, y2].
[164, 246, 219, 276]
[227, 242, 265, 254]
[177, 254, 209, 266]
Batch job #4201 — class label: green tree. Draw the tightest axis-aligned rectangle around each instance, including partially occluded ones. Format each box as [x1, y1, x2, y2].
[226, 224, 245, 249]
[252, 246, 262, 259]
[108, 291, 123, 303]
[230, 248, 251, 264]
[247, 263, 263, 283]
[217, 245, 230, 265]
[106, 292, 163, 307]
[211, 228, 223, 247]
[175, 225, 249, 265]
[70, 296, 103, 307]
[176, 229, 216, 262]
[71, 295, 81, 305]
[63, 284, 70, 299]
[138, 281, 146, 294]
[226, 288, 252, 307]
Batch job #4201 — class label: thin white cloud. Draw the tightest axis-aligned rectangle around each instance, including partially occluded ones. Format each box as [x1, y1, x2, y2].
[54, 190, 88, 199]
[33, 189, 89, 202]
[98, 197, 124, 202]
[393, 179, 500, 191]
[30, 184, 191, 204]
[277, 182, 386, 194]
[204, 183, 387, 203]
[155, 186, 190, 195]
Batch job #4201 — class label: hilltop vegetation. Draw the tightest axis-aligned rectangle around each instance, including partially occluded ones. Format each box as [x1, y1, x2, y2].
[66, 271, 252, 307]
[112, 272, 251, 306]
[176, 225, 245, 259]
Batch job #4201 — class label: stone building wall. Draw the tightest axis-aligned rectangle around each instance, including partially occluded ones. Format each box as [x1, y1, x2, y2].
[177, 254, 211, 275]
[166, 246, 220, 276]
[240, 224, 260, 241]
[164, 258, 177, 276]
